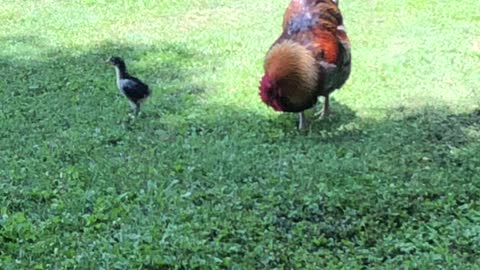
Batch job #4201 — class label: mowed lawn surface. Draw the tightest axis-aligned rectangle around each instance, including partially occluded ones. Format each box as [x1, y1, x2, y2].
[1, 0, 480, 268]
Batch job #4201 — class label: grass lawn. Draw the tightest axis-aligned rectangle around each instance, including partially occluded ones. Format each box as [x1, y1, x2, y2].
[1, 0, 480, 268]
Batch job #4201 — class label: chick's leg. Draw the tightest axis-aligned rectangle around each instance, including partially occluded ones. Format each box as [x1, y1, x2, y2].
[298, 112, 306, 130]
[133, 104, 140, 116]
[127, 101, 140, 119]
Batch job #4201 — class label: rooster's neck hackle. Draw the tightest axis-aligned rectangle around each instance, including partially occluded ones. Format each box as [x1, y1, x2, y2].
[264, 40, 318, 94]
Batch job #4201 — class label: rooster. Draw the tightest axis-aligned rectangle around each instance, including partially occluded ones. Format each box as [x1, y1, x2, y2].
[259, 0, 351, 130]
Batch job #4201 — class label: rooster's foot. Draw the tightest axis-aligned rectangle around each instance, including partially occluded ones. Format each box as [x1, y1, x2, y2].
[315, 109, 332, 120]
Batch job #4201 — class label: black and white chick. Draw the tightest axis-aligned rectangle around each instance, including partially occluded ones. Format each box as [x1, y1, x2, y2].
[106, 56, 151, 116]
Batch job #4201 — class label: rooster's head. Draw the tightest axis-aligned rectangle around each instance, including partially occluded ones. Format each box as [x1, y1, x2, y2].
[259, 74, 284, 111]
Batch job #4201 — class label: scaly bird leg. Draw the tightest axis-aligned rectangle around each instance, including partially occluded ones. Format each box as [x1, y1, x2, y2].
[133, 105, 140, 117]
[298, 112, 306, 130]
[315, 95, 331, 120]
[128, 101, 140, 117]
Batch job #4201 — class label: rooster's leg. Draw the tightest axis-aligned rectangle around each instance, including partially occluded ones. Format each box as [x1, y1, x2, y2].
[298, 112, 306, 130]
[323, 95, 330, 116]
[315, 95, 331, 119]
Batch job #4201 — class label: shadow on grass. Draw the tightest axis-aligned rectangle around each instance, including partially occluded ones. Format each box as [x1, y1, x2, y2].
[2, 35, 480, 269]
[0, 36, 210, 129]
[1, 34, 478, 173]
[244, 108, 480, 267]
[0, 34, 359, 141]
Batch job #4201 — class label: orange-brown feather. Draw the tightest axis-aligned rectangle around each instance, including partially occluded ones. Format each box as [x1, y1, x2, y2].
[262, 40, 318, 112]
[265, 41, 317, 90]
[312, 29, 339, 63]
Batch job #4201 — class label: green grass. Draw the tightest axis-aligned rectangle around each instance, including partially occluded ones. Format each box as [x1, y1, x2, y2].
[1, 0, 480, 268]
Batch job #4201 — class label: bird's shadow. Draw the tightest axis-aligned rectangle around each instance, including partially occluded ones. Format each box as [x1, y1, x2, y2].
[269, 97, 358, 137]
[0, 34, 361, 143]
[0, 35, 217, 151]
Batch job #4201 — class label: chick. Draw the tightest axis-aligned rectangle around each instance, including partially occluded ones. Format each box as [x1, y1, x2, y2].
[106, 56, 151, 116]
